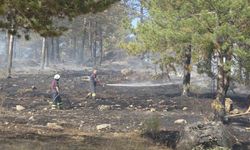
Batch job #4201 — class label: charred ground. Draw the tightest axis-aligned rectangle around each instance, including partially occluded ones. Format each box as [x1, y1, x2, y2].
[0, 68, 249, 150]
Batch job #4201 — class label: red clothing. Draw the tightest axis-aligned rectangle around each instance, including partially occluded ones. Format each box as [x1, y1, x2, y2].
[51, 79, 58, 92]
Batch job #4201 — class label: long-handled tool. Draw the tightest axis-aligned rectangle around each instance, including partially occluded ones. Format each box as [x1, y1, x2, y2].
[52, 93, 60, 104]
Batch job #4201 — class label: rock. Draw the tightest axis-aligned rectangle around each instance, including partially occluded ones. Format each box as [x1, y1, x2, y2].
[150, 108, 156, 112]
[46, 123, 64, 130]
[96, 124, 111, 130]
[12, 84, 18, 87]
[31, 85, 37, 90]
[114, 104, 121, 107]
[98, 105, 111, 111]
[174, 119, 187, 124]
[43, 108, 48, 111]
[231, 108, 239, 114]
[182, 107, 188, 111]
[29, 116, 35, 121]
[159, 100, 165, 104]
[16, 105, 25, 111]
[177, 121, 236, 150]
[147, 99, 153, 102]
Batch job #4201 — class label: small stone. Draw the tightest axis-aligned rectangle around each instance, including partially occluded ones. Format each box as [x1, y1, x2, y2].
[231, 109, 239, 114]
[159, 100, 165, 104]
[183, 107, 188, 111]
[150, 108, 156, 112]
[147, 99, 153, 102]
[129, 105, 133, 108]
[4, 122, 9, 125]
[98, 105, 111, 111]
[46, 123, 63, 130]
[115, 104, 121, 107]
[96, 124, 111, 130]
[43, 108, 48, 111]
[31, 86, 37, 90]
[29, 116, 35, 121]
[174, 119, 187, 124]
[37, 130, 42, 135]
[16, 105, 25, 111]
[12, 84, 18, 87]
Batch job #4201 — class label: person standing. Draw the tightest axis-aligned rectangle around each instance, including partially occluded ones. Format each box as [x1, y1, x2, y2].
[86, 69, 102, 99]
[51, 74, 62, 109]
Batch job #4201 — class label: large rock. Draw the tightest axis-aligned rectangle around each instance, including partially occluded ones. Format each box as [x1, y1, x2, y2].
[96, 124, 111, 130]
[16, 105, 25, 111]
[174, 119, 187, 124]
[98, 105, 111, 111]
[177, 121, 236, 150]
[46, 123, 64, 130]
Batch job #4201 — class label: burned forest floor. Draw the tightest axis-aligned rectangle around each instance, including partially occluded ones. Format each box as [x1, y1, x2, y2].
[0, 67, 249, 150]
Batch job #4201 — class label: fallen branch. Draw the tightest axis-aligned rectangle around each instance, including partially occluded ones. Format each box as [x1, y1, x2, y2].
[226, 112, 250, 117]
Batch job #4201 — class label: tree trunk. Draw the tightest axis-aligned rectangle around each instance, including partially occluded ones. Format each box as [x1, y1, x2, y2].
[216, 52, 231, 102]
[238, 59, 243, 81]
[93, 21, 97, 66]
[182, 45, 191, 96]
[7, 33, 14, 78]
[50, 37, 55, 64]
[41, 37, 46, 69]
[244, 71, 249, 85]
[55, 37, 60, 63]
[140, 0, 144, 23]
[79, 18, 87, 64]
[80, 33, 86, 64]
[5, 31, 9, 63]
[89, 20, 93, 58]
[73, 36, 77, 62]
[99, 27, 103, 65]
[216, 55, 225, 101]
[45, 38, 49, 67]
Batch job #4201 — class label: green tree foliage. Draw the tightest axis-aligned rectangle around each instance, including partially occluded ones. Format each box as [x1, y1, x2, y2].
[122, 0, 250, 102]
[0, 0, 119, 76]
[122, 0, 196, 95]
[0, 0, 119, 36]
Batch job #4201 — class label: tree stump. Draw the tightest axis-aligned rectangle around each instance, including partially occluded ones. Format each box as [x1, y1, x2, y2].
[177, 121, 236, 150]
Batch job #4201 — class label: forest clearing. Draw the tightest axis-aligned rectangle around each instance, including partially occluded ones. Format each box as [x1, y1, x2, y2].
[0, 0, 250, 150]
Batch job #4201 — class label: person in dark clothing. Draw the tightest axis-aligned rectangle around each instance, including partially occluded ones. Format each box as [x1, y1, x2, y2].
[51, 74, 62, 109]
[86, 69, 101, 99]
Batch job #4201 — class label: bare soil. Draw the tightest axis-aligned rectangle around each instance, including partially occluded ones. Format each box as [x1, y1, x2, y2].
[0, 69, 249, 150]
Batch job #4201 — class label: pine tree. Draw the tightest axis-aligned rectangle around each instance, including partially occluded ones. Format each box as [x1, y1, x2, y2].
[0, 0, 119, 76]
